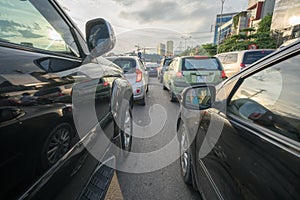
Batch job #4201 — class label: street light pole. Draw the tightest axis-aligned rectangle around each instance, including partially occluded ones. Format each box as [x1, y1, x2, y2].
[217, 0, 225, 54]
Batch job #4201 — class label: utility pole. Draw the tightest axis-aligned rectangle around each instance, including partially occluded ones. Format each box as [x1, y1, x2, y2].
[217, 0, 225, 54]
[181, 36, 192, 51]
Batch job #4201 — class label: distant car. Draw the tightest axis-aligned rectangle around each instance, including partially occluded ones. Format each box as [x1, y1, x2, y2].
[145, 62, 159, 77]
[177, 40, 300, 199]
[163, 56, 226, 102]
[157, 57, 172, 83]
[106, 56, 149, 105]
[215, 49, 275, 77]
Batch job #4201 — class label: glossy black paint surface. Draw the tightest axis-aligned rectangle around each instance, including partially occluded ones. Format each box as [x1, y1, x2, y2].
[0, 0, 132, 199]
[178, 42, 300, 199]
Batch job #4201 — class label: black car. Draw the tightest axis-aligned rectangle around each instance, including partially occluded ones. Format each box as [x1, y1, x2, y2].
[145, 62, 159, 77]
[177, 40, 300, 199]
[0, 0, 133, 199]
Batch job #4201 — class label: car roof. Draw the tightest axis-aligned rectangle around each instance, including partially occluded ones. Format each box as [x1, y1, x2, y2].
[216, 49, 276, 56]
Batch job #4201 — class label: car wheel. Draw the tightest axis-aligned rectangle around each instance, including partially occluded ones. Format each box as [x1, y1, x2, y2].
[41, 123, 73, 169]
[146, 84, 149, 93]
[179, 122, 193, 184]
[169, 88, 177, 102]
[162, 79, 168, 90]
[120, 105, 133, 155]
[138, 93, 146, 106]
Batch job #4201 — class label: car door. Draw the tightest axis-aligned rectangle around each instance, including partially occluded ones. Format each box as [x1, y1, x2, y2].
[0, 0, 119, 199]
[164, 59, 177, 89]
[196, 46, 300, 199]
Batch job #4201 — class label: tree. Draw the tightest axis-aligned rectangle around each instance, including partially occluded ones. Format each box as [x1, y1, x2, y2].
[257, 14, 272, 33]
[217, 14, 276, 53]
[199, 44, 217, 56]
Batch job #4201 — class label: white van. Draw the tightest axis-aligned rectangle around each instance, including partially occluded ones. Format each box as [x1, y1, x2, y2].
[216, 49, 275, 77]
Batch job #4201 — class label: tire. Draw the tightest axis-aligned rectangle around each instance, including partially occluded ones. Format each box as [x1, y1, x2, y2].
[120, 105, 133, 156]
[146, 84, 149, 93]
[169, 88, 177, 102]
[179, 122, 193, 184]
[41, 122, 73, 170]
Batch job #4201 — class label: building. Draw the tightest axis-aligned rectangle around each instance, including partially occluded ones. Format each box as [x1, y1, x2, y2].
[214, 12, 238, 45]
[271, 0, 300, 44]
[247, 0, 275, 31]
[232, 11, 249, 35]
[166, 41, 174, 56]
[217, 11, 249, 43]
[157, 43, 166, 56]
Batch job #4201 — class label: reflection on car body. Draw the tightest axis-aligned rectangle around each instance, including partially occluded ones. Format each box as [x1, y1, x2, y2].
[0, 0, 133, 199]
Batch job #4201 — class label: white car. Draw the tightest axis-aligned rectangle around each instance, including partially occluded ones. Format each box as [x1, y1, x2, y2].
[106, 56, 149, 105]
[215, 49, 275, 77]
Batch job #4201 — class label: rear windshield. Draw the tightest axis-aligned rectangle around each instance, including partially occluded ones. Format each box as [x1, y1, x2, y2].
[243, 51, 274, 64]
[108, 58, 136, 73]
[182, 58, 222, 71]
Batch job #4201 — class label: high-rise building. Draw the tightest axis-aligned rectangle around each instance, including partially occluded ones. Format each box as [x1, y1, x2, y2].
[157, 43, 166, 56]
[214, 12, 238, 45]
[166, 41, 174, 56]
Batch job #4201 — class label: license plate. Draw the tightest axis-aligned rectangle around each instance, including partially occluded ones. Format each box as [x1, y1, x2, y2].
[196, 76, 206, 82]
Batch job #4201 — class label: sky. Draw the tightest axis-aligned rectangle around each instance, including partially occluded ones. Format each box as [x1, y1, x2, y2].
[58, 0, 248, 54]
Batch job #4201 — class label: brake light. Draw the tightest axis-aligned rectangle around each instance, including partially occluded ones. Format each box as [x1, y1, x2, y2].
[136, 69, 142, 82]
[221, 70, 227, 79]
[240, 63, 246, 68]
[103, 82, 109, 87]
[176, 72, 183, 78]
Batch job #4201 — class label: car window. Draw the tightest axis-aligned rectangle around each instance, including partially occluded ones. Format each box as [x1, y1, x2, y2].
[108, 58, 136, 73]
[182, 58, 221, 71]
[163, 59, 172, 66]
[228, 54, 300, 142]
[243, 50, 274, 64]
[0, 0, 79, 57]
[224, 53, 238, 64]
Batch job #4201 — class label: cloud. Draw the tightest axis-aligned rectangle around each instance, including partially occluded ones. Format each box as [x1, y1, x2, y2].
[119, 1, 185, 23]
[112, 0, 137, 6]
[18, 30, 43, 38]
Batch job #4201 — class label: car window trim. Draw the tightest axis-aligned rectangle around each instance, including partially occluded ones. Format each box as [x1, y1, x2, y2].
[0, 41, 83, 61]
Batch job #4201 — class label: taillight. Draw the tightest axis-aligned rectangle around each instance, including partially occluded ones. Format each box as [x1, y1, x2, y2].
[103, 82, 109, 87]
[176, 72, 183, 78]
[221, 70, 227, 79]
[136, 69, 142, 82]
[240, 63, 246, 68]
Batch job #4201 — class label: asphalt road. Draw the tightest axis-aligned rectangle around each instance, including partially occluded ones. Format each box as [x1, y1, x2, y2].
[105, 77, 201, 200]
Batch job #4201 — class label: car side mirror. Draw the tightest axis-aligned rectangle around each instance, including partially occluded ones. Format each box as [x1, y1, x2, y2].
[181, 85, 215, 110]
[86, 18, 116, 57]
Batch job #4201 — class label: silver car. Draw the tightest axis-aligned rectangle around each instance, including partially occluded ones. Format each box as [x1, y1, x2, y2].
[106, 56, 149, 105]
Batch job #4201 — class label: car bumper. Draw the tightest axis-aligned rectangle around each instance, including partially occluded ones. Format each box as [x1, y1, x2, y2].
[131, 82, 146, 100]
